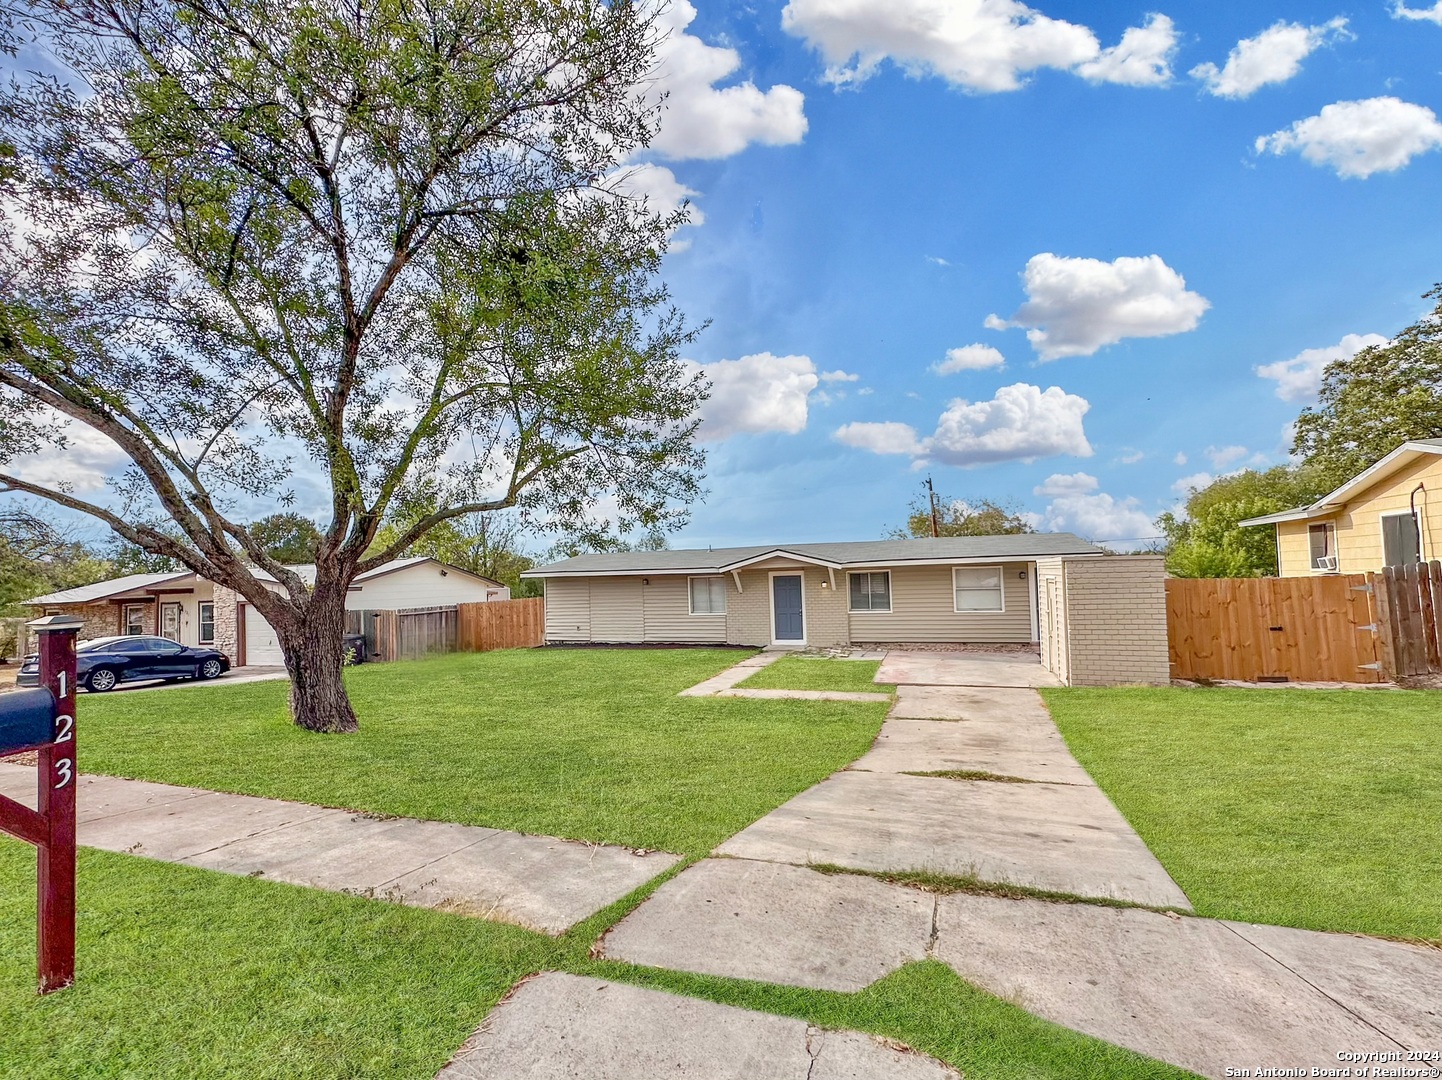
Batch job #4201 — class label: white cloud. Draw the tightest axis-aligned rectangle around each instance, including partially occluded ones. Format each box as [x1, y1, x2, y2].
[986, 253, 1210, 360]
[10, 419, 129, 492]
[1393, 1, 1442, 25]
[857, 386, 875, 396]
[1036, 489, 1157, 547]
[1255, 97, 1442, 179]
[685, 353, 821, 441]
[934, 344, 1006, 374]
[1173, 451, 1188, 465]
[926, 255, 952, 266]
[1075, 14, 1178, 88]
[1033, 471, 1099, 496]
[1206, 445, 1249, 469]
[1172, 471, 1214, 494]
[602, 163, 704, 249]
[834, 421, 924, 455]
[647, 0, 807, 160]
[838, 383, 1091, 467]
[1255, 332, 1389, 401]
[780, 0, 1175, 93]
[1115, 449, 1145, 465]
[819, 369, 860, 383]
[1190, 18, 1349, 99]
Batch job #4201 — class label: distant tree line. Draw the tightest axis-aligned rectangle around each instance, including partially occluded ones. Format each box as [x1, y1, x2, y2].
[1162, 284, 1442, 577]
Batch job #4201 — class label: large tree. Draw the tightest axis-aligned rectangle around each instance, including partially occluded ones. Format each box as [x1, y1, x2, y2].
[888, 491, 1034, 539]
[0, 0, 705, 731]
[1293, 285, 1442, 484]
[1157, 465, 1334, 577]
[249, 513, 324, 565]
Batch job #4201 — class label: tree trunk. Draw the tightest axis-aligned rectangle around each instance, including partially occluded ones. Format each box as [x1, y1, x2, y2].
[274, 581, 358, 734]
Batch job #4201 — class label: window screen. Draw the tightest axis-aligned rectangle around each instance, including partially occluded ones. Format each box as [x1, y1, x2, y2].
[199, 601, 216, 644]
[953, 567, 1004, 612]
[124, 605, 145, 636]
[1308, 524, 1334, 569]
[1382, 514, 1421, 567]
[689, 576, 727, 614]
[848, 572, 891, 612]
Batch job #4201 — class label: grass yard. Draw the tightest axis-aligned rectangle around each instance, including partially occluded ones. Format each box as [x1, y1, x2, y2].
[76, 648, 886, 857]
[0, 841, 1195, 1080]
[1042, 687, 1442, 941]
[736, 656, 895, 694]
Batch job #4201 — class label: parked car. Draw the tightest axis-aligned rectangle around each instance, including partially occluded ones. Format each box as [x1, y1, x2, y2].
[17, 636, 231, 692]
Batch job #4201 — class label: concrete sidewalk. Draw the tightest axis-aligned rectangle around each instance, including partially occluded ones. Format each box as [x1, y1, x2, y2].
[0, 763, 675, 934]
[679, 652, 893, 703]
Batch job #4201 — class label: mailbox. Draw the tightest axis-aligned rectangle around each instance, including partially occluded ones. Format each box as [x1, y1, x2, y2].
[0, 687, 57, 755]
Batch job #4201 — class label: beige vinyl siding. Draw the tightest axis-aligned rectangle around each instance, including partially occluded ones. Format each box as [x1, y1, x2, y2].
[1275, 521, 1317, 577]
[640, 576, 727, 643]
[544, 578, 592, 641]
[588, 577, 644, 642]
[848, 562, 1034, 643]
[349, 564, 504, 608]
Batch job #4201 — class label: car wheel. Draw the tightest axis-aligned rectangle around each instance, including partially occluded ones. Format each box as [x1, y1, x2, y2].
[199, 659, 224, 680]
[86, 667, 118, 693]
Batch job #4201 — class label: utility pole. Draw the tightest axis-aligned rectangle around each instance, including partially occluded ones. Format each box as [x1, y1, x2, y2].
[925, 476, 941, 538]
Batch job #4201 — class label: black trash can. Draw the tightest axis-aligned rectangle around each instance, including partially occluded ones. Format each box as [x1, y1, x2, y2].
[342, 633, 368, 665]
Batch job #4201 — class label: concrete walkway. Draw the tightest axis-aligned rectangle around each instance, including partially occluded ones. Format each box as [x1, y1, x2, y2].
[0, 763, 675, 934]
[679, 651, 893, 703]
[598, 650, 1442, 1078]
[436, 973, 959, 1079]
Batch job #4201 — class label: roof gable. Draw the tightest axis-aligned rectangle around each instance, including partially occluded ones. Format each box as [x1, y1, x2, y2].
[1240, 439, 1442, 527]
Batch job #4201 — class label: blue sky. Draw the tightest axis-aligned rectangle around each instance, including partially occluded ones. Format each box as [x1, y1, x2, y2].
[632, 0, 1442, 548]
[9, 0, 1442, 553]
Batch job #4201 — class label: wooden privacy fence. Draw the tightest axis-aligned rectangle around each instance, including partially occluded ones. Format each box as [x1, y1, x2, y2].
[457, 597, 545, 653]
[1372, 561, 1442, 677]
[1166, 575, 1383, 684]
[346, 597, 544, 662]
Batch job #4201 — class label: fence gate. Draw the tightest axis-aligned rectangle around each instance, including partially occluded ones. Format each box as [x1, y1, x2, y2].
[1371, 561, 1442, 678]
[1166, 575, 1383, 683]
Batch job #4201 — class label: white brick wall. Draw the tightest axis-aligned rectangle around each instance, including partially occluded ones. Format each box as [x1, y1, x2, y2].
[1060, 556, 1170, 686]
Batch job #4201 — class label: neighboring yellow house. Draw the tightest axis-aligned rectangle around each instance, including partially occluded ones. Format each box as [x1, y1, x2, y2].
[1240, 439, 1442, 576]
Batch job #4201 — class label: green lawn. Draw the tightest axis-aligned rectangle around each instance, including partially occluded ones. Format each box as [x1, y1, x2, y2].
[736, 656, 895, 694]
[0, 842, 1195, 1080]
[77, 648, 885, 857]
[1042, 687, 1442, 941]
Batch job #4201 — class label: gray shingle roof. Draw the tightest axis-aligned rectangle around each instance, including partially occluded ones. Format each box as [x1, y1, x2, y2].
[523, 533, 1103, 577]
[25, 571, 195, 606]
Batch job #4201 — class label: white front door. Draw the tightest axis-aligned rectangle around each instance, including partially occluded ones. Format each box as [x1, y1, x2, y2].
[159, 601, 182, 642]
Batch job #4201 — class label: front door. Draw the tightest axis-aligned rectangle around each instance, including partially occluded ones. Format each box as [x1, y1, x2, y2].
[160, 602, 182, 642]
[771, 574, 805, 644]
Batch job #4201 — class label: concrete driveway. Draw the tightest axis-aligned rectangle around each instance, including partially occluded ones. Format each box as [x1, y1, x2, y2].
[875, 649, 1062, 688]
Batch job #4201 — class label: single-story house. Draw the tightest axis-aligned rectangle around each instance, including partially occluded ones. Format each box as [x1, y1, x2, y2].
[1240, 439, 1442, 576]
[24, 556, 509, 665]
[521, 534, 1106, 648]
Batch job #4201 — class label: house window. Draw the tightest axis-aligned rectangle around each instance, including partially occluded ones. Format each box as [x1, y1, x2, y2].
[198, 601, 216, 644]
[122, 604, 146, 636]
[953, 566, 1004, 612]
[848, 571, 891, 612]
[1382, 512, 1421, 568]
[1309, 523, 1338, 571]
[689, 576, 727, 615]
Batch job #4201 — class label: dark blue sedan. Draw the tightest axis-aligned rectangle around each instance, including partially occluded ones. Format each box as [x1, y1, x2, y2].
[17, 636, 231, 692]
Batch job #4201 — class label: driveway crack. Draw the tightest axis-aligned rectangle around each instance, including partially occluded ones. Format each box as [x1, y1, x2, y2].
[1220, 923, 1406, 1049]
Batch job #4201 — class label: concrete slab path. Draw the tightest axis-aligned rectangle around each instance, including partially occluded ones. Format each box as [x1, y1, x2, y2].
[716, 770, 1189, 908]
[680, 652, 893, 703]
[435, 972, 959, 1080]
[851, 716, 1094, 785]
[0, 763, 676, 934]
[932, 891, 1441, 1079]
[601, 858, 933, 991]
[875, 651, 1062, 689]
[677, 651, 782, 696]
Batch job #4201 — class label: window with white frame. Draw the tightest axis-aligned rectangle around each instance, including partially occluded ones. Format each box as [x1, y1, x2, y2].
[848, 571, 891, 612]
[953, 566, 1004, 612]
[1308, 523, 1337, 571]
[689, 576, 727, 615]
[123, 604, 146, 636]
[198, 601, 216, 644]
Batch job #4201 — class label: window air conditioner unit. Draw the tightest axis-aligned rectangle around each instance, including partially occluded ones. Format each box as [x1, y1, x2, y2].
[1316, 555, 1338, 571]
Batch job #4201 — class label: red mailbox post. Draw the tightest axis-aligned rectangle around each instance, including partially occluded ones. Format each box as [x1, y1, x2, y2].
[0, 613, 81, 993]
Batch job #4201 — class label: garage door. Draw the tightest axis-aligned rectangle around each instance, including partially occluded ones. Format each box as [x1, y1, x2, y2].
[243, 605, 284, 666]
